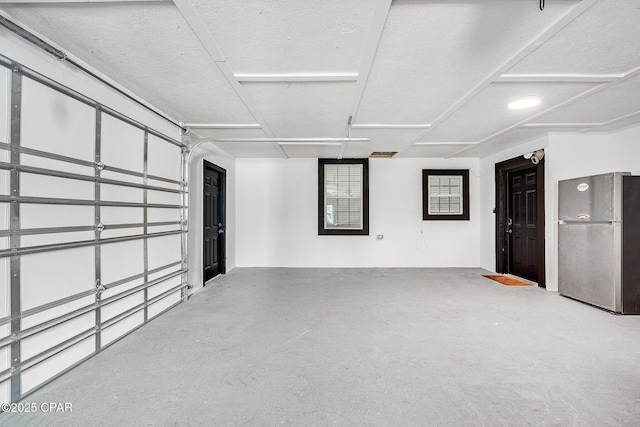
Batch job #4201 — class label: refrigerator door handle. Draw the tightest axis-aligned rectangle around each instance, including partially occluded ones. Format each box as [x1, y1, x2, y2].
[558, 220, 621, 225]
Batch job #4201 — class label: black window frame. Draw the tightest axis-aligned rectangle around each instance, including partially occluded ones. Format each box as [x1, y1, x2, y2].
[318, 158, 370, 235]
[422, 169, 470, 221]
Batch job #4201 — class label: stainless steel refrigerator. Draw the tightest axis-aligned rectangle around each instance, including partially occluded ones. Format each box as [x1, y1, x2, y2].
[558, 172, 640, 313]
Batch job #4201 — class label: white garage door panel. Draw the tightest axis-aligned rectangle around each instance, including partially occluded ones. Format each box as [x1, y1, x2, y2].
[21, 339, 94, 394]
[21, 78, 95, 162]
[20, 204, 94, 229]
[100, 183, 143, 203]
[100, 228, 144, 239]
[0, 373, 8, 406]
[101, 278, 144, 299]
[147, 135, 180, 180]
[21, 295, 95, 330]
[21, 173, 94, 200]
[21, 312, 94, 360]
[21, 231, 94, 247]
[100, 114, 144, 173]
[148, 275, 182, 299]
[0, 343, 8, 372]
[20, 154, 93, 176]
[148, 290, 181, 319]
[149, 225, 181, 234]
[101, 291, 144, 322]
[100, 206, 143, 225]
[100, 241, 144, 286]
[0, 237, 8, 320]
[147, 178, 181, 191]
[148, 265, 181, 282]
[147, 189, 181, 206]
[148, 208, 180, 223]
[101, 170, 144, 185]
[0, 67, 8, 143]
[148, 234, 181, 270]
[0, 203, 7, 231]
[0, 171, 9, 196]
[21, 248, 94, 311]
[101, 311, 144, 347]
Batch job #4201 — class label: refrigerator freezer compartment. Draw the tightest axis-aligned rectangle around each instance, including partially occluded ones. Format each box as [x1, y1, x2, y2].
[558, 222, 619, 311]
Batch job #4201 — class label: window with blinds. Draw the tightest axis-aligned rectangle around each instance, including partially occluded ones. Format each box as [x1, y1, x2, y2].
[318, 159, 369, 235]
[428, 175, 462, 215]
[422, 169, 470, 221]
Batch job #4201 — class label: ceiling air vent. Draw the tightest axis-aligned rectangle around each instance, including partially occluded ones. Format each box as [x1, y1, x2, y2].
[369, 151, 397, 159]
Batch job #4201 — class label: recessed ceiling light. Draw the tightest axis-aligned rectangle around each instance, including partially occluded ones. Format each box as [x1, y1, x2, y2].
[508, 96, 541, 110]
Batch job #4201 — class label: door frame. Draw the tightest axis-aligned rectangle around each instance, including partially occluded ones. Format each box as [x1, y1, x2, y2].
[495, 154, 546, 288]
[203, 160, 226, 284]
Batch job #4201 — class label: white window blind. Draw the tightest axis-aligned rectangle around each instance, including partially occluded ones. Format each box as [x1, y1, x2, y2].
[428, 175, 463, 215]
[324, 164, 363, 229]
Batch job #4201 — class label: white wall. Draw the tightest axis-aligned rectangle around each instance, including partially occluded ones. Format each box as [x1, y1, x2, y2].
[479, 124, 640, 291]
[236, 157, 480, 268]
[609, 124, 640, 170]
[187, 143, 236, 292]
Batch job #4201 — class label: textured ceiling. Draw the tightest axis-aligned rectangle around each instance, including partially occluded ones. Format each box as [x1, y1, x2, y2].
[1, 0, 639, 159]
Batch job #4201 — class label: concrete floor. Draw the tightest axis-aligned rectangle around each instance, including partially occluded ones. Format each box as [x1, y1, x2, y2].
[3, 267, 640, 426]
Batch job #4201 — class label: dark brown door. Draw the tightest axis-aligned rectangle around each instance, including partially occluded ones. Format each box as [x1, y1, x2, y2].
[203, 160, 225, 284]
[507, 167, 538, 281]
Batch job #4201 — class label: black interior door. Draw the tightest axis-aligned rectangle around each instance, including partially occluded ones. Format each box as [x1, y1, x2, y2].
[508, 167, 538, 282]
[203, 161, 225, 284]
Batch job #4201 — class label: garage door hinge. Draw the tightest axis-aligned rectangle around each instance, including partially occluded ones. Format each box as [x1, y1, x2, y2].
[95, 280, 105, 296]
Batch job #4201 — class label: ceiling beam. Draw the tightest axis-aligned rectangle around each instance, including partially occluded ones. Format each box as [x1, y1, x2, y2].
[351, 124, 431, 129]
[183, 123, 262, 129]
[580, 110, 640, 133]
[414, 142, 477, 146]
[520, 123, 602, 128]
[348, 0, 392, 120]
[235, 73, 358, 83]
[172, 0, 288, 158]
[190, 137, 370, 144]
[496, 73, 623, 83]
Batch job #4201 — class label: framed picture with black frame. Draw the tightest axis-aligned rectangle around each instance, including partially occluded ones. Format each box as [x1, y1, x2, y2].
[422, 169, 470, 221]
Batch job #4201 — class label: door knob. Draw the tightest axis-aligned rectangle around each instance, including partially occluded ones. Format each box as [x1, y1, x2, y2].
[218, 229, 225, 234]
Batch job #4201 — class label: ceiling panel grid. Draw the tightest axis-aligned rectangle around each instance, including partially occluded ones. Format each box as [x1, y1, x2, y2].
[1, 0, 640, 159]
